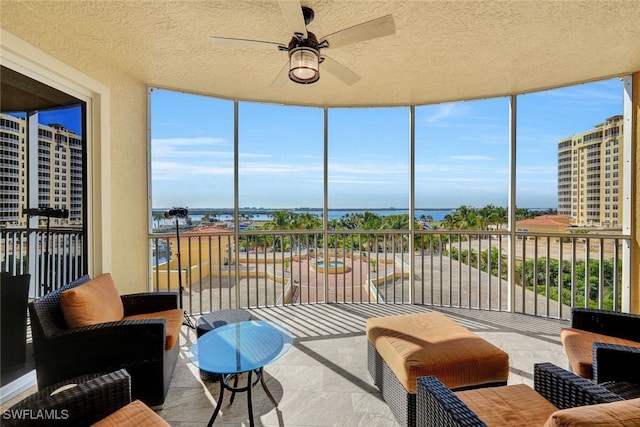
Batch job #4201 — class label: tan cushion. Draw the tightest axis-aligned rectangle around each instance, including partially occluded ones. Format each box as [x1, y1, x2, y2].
[92, 400, 170, 426]
[366, 312, 509, 393]
[124, 308, 184, 350]
[560, 327, 640, 379]
[457, 384, 558, 426]
[543, 397, 640, 427]
[60, 273, 124, 328]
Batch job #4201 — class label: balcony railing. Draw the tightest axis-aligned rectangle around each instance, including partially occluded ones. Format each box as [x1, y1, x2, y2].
[1, 227, 85, 297]
[0, 225, 626, 319]
[149, 229, 628, 320]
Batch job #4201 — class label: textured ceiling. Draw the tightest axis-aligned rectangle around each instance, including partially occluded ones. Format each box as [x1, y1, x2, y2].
[1, 0, 640, 107]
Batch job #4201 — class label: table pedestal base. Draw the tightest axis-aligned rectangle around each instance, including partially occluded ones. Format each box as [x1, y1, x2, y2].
[207, 367, 278, 427]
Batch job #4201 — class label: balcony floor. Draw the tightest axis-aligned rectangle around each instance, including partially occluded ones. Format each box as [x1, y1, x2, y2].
[160, 303, 569, 426]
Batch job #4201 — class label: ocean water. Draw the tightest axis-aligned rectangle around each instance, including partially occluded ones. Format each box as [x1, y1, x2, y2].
[188, 208, 453, 222]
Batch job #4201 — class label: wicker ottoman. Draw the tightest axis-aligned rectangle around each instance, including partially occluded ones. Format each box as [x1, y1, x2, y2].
[366, 311, 509, 427]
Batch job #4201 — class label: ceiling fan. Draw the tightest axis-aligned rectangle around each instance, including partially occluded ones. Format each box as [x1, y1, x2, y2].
[210, 0, 395, 86]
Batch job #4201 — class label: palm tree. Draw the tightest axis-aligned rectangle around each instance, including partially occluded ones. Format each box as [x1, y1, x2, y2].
[152, 211, 165, 230]
[381, 214, 410, 252]
[262, 210, 297, 252]
[297, 212, 321, 229]
[262, 210, 293, 231]
[362, 211, 383, 230]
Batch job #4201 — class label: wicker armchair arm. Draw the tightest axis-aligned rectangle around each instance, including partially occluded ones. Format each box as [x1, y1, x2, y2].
[121, 292, 179, 316]
[34, 320, 166, 387]
[593, 342, 640, 384]
[53, 318, 166, 344]
[3, 369, 131, 426]
[571, 308, 640, 342]
[416, 376, 486, 427]
[533, 362, 622, 409]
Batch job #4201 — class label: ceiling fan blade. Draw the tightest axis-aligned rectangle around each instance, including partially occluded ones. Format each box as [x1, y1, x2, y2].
[211, 36, 285, 51]
[278, 0, 307, 39]
[270, 61, 291, 87]
[321, 14, 395, 49]
[321, 56, 361, 86]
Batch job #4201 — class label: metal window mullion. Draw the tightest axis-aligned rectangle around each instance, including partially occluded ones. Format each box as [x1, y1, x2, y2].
[521, 234, 526, 313]
[187, 234, 193, 315]
[443, 235, 448, 306]
[488, 235, 492, 310]
[621, 75, 633, 312]
[498, 234, 503, 311]
[323, 107, 329, 304]
[571, 238, 577, 308]
[459, 235, 463, 307]
[233, 100, 240, 308]
[358, 234, 363, 303]
[477, 235, 482, 309]
[222, 235, 228, 308]
[613, 239, 620, 311]
[409, 105, 415, 304]
[545, 237, 551, 317]
[207, 236, 213, 311]
[198, 235, 203, 314]
[558, 237, 564, 319]
[598, 238, 604, 310]
[533, 236, 539, 316]
[508, 95, 517, 313]
[584, 238, 590, 308]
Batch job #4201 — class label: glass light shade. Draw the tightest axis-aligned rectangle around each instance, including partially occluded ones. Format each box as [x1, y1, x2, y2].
[289, 47, 320, 84]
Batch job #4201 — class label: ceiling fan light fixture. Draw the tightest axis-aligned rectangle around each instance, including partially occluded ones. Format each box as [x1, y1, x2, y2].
[288, 46, 320, 84]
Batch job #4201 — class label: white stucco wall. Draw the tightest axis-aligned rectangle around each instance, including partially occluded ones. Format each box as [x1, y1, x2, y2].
[1, 29, 150, 295]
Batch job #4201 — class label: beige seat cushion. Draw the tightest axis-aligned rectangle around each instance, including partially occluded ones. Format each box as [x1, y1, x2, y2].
[92, 399, 170, 426]
[124, 309, 184, 350]
[543, 397, 640, 427]
[60, 273, 124, 328]
[366, 312, 509, 393]
[560, 327, 640, 379]
[457, 384, 558, 427]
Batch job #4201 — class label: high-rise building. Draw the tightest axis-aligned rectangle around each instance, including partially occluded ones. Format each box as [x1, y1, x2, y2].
[0, 113, 83, 227]
[557, 115, 623, 227]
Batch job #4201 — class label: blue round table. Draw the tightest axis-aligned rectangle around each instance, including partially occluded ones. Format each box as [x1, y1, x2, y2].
[190, 320, 293, 426]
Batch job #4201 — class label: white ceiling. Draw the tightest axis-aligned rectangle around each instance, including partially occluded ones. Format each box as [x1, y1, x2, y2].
[2, 0, 640, 107]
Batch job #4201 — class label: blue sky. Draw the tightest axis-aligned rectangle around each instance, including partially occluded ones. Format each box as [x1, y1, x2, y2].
[150, 78, 623, 210]
[40, 106, 83, 134]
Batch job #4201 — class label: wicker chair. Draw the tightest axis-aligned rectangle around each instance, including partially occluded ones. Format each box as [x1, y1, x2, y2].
[3, 370, 132, 426]
[28, 275, 180, 407]
[562, 308, 640, 387]
[591, 342, 640, 400]
[416, 363, 624, 427]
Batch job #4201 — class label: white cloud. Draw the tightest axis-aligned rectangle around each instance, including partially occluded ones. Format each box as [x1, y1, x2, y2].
[423, 104, 457, 123]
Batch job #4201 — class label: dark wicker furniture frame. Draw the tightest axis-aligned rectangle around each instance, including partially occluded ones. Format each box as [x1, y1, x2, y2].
[569, 308, 640, 389]
[3, 369, 132, 426]
[28, 275, 180, 407]
[367, 341, 506, 427]
[416, 362, 624, 427]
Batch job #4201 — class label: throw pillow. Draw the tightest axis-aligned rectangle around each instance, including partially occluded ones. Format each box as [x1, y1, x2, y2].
[543, 397, 640, 426]
[60, 273, 124, 328]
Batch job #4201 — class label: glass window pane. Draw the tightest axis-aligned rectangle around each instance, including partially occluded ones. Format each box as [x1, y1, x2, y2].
[150, 89, 234, 227]
[516, 78, 624, 226]
[328, 107, 410, 229]
[238, 102, 324, 229]
[516, 78, 624, 313]
[415, 98, 510, 230]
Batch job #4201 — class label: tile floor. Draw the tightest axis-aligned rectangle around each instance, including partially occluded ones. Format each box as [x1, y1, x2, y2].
[157, 303, 569, 426]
